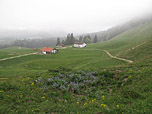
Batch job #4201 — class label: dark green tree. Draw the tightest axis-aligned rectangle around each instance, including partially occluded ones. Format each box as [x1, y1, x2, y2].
[56, 37, 60, 45]
[65, 34, 70, 45]
[65, 33, 75, 45]
[70, 33, 75, 44]
[84, 35, 92, 43]
[93, 35, 98, 43]
[79, 36, 83, 42]
[61, 40, 65, 44]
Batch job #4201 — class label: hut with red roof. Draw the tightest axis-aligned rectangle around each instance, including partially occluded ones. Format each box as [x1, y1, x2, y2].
[40, 47, 58, 54]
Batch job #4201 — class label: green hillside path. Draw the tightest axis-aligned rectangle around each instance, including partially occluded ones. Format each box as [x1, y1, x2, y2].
[74, 49, 133, 63]
[103, 50, 133, 63]
[116, 41, 148, 56]
[0, 52, 38, 62]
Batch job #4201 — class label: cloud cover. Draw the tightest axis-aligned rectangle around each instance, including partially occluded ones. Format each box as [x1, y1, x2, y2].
[0, 0, 152, 33]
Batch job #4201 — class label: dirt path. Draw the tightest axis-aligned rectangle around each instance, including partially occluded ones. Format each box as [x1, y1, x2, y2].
[103, 50, 133, 63]
[116, 41, 147, 56]
[131, 41, 147, 50]
[73, 49, 133, 63]
[0, 52, 38, 62]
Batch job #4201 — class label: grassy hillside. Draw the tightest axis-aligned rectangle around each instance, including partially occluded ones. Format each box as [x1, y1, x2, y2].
[85, 17, 152, 42]
[0, 19, 152, 113]
[87, 20, 152, 62]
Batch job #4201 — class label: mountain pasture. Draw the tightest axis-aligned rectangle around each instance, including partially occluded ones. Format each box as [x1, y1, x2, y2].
[0, 20, 152, 114]
[0, 47, 126, 77]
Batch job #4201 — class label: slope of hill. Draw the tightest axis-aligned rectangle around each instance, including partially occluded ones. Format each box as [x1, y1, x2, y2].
[83, 16, 152, 42]
[87, 19, 152, 63]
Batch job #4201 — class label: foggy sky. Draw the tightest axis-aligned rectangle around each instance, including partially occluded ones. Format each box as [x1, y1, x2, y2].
[0, 0, 152, 34]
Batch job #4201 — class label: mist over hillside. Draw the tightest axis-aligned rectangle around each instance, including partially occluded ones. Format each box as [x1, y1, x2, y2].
[1, 14, 152, 49]
[0, 29, 67, 40]
[80, 15, 152, 42]
[0, 29, 67, 47]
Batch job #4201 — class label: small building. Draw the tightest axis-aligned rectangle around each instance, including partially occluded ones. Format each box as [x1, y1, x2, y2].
[73, 42, 86, 48]
[40, 47, 58, 54]
[56, 44, 65, 48]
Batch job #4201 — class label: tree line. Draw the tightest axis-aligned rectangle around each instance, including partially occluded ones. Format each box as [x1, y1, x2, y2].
[56, 33, 98, 45]
[0, 34, 98, 49]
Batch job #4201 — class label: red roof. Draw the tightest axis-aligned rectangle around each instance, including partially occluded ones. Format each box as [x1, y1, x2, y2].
[40, 47, 54, 52]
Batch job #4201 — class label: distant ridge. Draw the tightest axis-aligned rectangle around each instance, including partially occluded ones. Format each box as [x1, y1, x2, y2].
[81, 15, 152, 43]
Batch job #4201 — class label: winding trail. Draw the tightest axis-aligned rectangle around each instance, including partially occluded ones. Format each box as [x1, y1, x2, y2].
[103, 50, 133, 63]
[0, 52, 38, 62]
[73, 49, 133, 63]
[132, 41, 147, 50]
[116, 41, 147, 56]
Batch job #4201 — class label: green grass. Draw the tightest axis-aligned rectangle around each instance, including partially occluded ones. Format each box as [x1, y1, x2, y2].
[0, 20, 152, 113]
[0, 47, 36, 59]
[0, 47, 127, 77]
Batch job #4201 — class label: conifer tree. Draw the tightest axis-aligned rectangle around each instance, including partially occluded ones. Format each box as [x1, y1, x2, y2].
[56, 37, 60, 45]
[93, 35, 98, 43]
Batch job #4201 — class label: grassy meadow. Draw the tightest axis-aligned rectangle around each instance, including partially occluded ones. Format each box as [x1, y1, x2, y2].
[0, 47, 36, 59]
[0, 21, 152, 114]
[0, 47, 126, 77]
